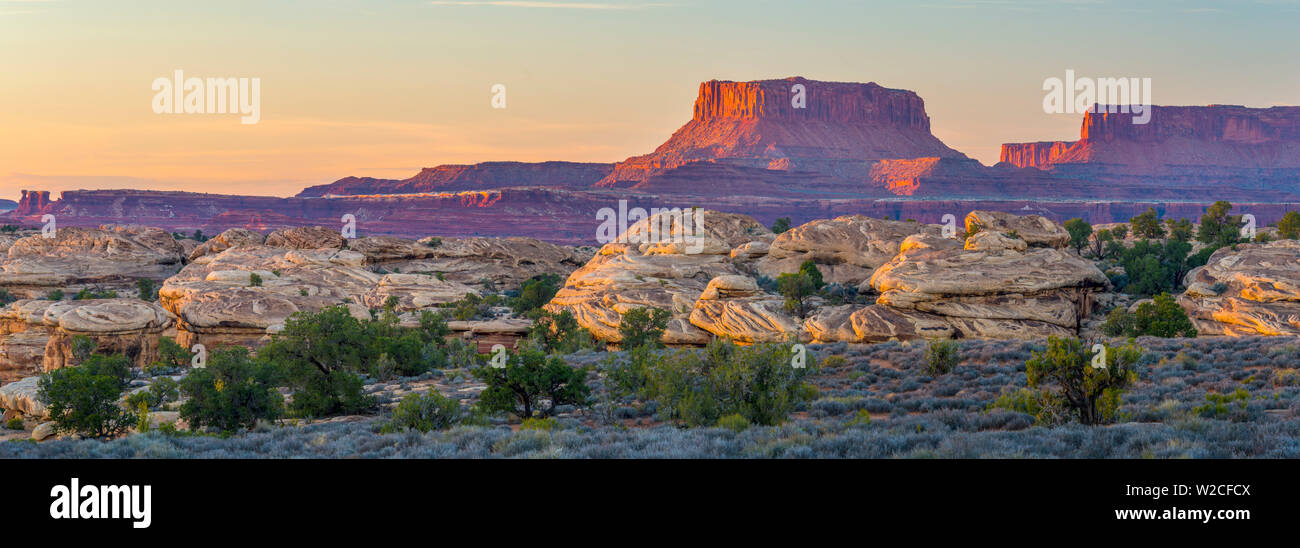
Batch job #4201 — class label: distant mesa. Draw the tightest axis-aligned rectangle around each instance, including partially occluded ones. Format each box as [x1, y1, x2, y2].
[598, 76, 966, 188]
[296, 161, 613, 198]
[1001, 104, 1300, 172]
[7, 77, 1300, 242]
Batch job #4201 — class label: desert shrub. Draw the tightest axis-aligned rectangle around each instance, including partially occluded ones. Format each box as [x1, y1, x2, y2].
[136, 278, 158, 301]
[1026, 336, 1141, 425]
[72, 287, 118, 300]
[0, 288, 16, 306]
[179, 346, 284, 433]
[1118, 239, 1194, 295]
[45, 289, 64, 301]
[472, 348, 589, 419]
[1278, 211, 1300, 240]
[256, 306, 381, 417]
[1101, 307, 1135, 337]
[1193, 388, 1252, 421]
[6, 417, 24, 430]
[443, 292, 504, 321]
[529, 309, 597, 354]
[624, 339, 816, 427]
[777, 269, 817, 318]
[716, 413, 750, 432]
[1196, 200, 1242, 247]
[1063, 218, 1091, 254]
[380, 390, 462, 433]
[770, 217, 792, 234]
[37, 354, 135, 438]
[1129, 207, 1166, 239]
[415, 310, 450, 344]
[924, 339, 959, 375]
[147, 337, 191, 374]
[69, 334, 98, 364]
[443, 338, 481, 369]
[125, 377, 179, 411]
[512, 273, 562, 317]
[1166, 218, 1194, 242]
[248, 272, 263, 287]
[520, 417, 559, 431]
[820, 282, 859, 305]
[618, 307, 670, 350]
[1102, 293, 1196, 338]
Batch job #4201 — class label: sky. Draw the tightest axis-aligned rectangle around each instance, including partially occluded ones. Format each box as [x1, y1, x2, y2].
[1, 0, 1297, 199]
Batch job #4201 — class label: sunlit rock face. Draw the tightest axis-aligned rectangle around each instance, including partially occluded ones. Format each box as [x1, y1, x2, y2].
[0, 226, 184, 299]
[964, 210, 1069, 249]
[1179, 240, 1300, 336]
[0, 298, 172, 384]
[545, 210, 767, 345]
[755, 216, 942, 287]
[160, 244, 476, 350]
[689, 275, 806, 344]
[163, 226, 589, 349]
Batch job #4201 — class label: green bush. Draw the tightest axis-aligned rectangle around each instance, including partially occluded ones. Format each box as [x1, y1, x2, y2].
[1196, 201, 1241, 247]
[777, 270, 817, 318]
[179, 346, 284, 433]
[36, 354, 135, 438]
[69, 334, 98, 364]
[1278, 211, 1300, 240]
[1101, 294, 1195, 338]
[249, 272, 263, 287]
[615, 339, 816, 428]
[617, 307, 670, 350]
[148, 337, 191, 374]
[45, 289, 64, 301]
[257, 306, 453, 412]
[520, 416, 559, 431]
[770, 217, 791, 234]
[1166, 218, 1194, 242]
[73, 287, 118, 300]
[716, 413, 750, 432]
[1063, 218, 1091, 254]
[1194, 388, 1251, 420]
[1117, 239, 1194, 296]
[529, 309, 597, 354]
[923, 339, 959, 375]
[472, 348, 589, 419]
[381, 390, 462, 433]
[512, 273, 562, 317]
[1026, 336, 1140, 425]
[418, 310, 451, 344]
[987, 387, 1064, 426]
[124, 377, 179, 411]
[5, 417, 23, 430]
[1129, 207, 1166, 239]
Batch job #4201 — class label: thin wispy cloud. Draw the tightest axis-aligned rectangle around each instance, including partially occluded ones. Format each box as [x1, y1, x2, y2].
[429, 1, 669, 9]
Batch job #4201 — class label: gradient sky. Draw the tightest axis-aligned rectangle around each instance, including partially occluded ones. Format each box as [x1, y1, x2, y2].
[1, 0, 1296, 199]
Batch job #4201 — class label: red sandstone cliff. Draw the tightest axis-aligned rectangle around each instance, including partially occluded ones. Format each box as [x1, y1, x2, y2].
[1003, 105, 1300, 173]
[999, 141, 1077, 169]
[598, 77, 966, 187]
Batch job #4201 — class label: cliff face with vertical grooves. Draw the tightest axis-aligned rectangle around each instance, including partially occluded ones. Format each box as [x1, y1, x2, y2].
[11, 191, 50, 216]
[598, 77, 966, 187]
[1003, 105, 1300, 172]
[999, 141, 1076, 169]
